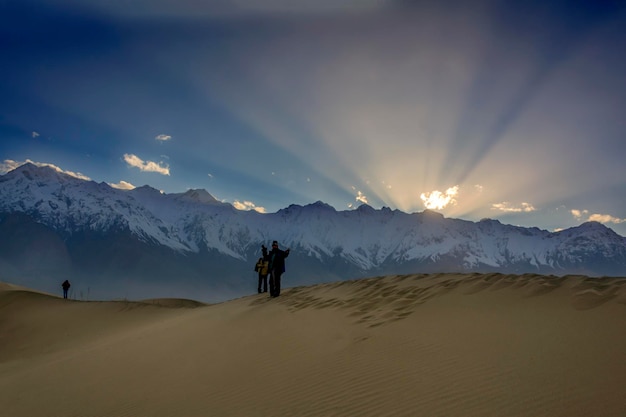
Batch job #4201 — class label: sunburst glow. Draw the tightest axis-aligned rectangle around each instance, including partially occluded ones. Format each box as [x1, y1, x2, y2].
[1, 1, 625, 235]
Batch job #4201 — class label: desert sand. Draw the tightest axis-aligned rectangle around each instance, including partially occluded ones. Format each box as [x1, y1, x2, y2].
[1, 273, 625, 417]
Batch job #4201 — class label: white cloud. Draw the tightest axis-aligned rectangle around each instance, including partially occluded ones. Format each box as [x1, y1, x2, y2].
[155, 134, 172, 141]
[233, 200, 266, 213]
[420, 185, 459, 210]
[109, 180, 136, 190]
[491, 202, 536, 213]
[588, 214, 625, 224]
[0, 159, 21, 174]
[350, 186, 369, 204]
[572, 209, 625, 224]
[32, 131, 40, 138]
[0, 159, 90, 180]
[123, 154, 170, 175]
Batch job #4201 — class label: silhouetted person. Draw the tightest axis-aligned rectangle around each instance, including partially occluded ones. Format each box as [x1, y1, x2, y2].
[62, 279, 71, 299]
[267, 240, 290, 298]
[255, 249, 269, 293]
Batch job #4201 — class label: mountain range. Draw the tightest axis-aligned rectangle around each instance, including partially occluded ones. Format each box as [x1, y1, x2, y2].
[1, 163, 625, 302]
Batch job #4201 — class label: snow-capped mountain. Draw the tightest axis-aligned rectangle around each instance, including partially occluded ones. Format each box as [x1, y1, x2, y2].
[1, 163, 625, 302]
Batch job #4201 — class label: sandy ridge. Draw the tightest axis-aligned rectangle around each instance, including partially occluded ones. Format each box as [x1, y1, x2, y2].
[1, 273, 625, 417]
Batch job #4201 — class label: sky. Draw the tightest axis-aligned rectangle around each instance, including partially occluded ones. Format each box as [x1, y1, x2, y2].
[1, 0, 625, 236]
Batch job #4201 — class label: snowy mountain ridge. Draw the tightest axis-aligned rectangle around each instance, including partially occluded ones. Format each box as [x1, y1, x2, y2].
[1, 163, 625, 301]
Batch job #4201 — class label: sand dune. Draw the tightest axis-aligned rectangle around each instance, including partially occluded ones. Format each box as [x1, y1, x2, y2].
[1, 273, 625, 417]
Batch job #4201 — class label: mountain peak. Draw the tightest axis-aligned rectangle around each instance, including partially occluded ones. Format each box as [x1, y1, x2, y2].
[6, 162, 66, 183]
[178, 189, 219, 204]
[578, 221, 608, 230]
[575, 221, 618, 237]
[11, 162, 54, 176]
[5, 162, 91, 183]
[129, 185, 164, 197]
[418, 209, 445, 221]
[356, 203, 375, 213]
[306, 201, 336, 211]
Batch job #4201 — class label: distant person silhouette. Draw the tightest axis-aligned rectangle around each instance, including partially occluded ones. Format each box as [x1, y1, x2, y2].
[267, 241, 290, 298]
[62, 279, 71, 299]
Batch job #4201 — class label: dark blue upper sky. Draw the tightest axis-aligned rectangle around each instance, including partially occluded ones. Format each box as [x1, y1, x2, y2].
[1, 0, 625, 235]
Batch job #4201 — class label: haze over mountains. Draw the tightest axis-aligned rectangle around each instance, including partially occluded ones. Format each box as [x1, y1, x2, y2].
[1, 163, 625, 302]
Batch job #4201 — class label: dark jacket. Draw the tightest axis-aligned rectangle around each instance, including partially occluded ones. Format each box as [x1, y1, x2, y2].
[268, 248, 290, 273]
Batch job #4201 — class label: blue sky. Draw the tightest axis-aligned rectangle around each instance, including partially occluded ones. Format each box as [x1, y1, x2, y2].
[1, 0, 625, 236]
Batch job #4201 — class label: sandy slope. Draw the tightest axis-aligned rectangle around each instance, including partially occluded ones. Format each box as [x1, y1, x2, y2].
[1, 273, 625, 417]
